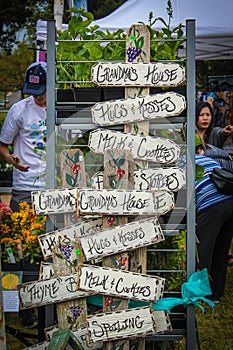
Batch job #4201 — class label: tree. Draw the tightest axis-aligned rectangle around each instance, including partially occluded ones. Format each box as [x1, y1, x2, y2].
[88, 0, 127, 19]
[0, 42, 34, 93]
[0, 0, 53, 53]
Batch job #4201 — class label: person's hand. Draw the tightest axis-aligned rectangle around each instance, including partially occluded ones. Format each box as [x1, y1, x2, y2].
[10, 154, 30, 172]
[223, 125, 233, 136]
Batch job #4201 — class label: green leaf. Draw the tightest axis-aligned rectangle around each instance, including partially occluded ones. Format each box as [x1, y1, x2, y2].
[136, 36, 144, 49]
[72, 151, 80, 163]
[115, 155, 125, 168]
[110, 300, 121, 311]
[196, 164, 204, 181]
[108, 176, 117, 189]
[66, 174, 76, 187]
[111, 257, 120, 268]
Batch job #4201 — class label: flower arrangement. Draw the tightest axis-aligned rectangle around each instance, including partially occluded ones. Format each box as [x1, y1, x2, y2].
[0, 201, 46, 264]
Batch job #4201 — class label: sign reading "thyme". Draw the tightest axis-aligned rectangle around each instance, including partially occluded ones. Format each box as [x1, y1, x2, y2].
[79, 217, 164, 261]
[87, 306, 155, 343]
[77, 264, 165, 302]
[91, 92, 186, 126]
[92, 62, 185, 87]
[88, 129, 180, 164]
[19, 273, 91, 309]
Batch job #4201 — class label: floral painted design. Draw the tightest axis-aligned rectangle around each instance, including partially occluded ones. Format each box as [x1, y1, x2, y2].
[107, 217, 116, 227]
[126, 27, 145, 63]
[108, 151, 126, 189]
[71, 164, 81, 174]
[105, 297, 113, 307]
[111, 255, 128, 270]
[69, 305, 83, 319]
[63, 150, 82, 187]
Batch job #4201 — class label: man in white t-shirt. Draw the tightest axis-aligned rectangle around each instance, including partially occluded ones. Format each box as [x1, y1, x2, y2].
[0, 62, 47, 212]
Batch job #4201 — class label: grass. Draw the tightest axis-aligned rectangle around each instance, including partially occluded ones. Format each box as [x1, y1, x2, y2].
[195, 265, 233, 350]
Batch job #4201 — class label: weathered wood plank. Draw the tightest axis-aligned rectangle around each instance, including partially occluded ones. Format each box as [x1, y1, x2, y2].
[53, 242, 87, 331]
[87, 306, 155, 343]
[91, 62, 185, 87]
[79, 217, 164, 262]
[18, 273, 91, 309]
[92, 92, 186, 126]
[91, 167, 186, 192]
[32, 187, 174, 216]
[78, 188, 174, 216]
[32, 188, 77, 215]
[60, 149, 87, 189]
[60, 148, 87, 226]
[102, 148, 134, 350]
[38, 218, 102, 260]
[39, 261, 54, 280]
[88, 129, 180, 163]
[77, 264, 165, 302]
[134, 167, 186, 191]
[152, 310, 173, 334]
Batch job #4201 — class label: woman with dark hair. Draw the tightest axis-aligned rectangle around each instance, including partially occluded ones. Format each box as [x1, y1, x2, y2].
[196, 101, 233, 267]
[196, 101, 233, 149]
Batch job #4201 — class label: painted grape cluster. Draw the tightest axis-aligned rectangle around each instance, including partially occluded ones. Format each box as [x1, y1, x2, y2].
[126, 47, 142, 62]
[60, 244, 74, 260]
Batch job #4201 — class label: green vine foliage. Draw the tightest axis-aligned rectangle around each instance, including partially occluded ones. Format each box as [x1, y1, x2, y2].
[56, 1, 185, 88]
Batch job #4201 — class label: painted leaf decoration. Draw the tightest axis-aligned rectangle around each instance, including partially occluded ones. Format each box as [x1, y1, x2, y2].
[136, 36, 144, 49]
[110, 300, 121, 311]
[66, 174, 76, 187]
[72, 151, 80, 163]
[111, 256, 120, 269]
[131, 343, 140, 350]
[134, 124, 139, 134]
[115, 155, 125, 168]
[108, 176, 117, 189]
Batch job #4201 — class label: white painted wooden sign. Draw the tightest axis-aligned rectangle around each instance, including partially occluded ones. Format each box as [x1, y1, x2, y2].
[78, 188, 174, 216]
[78, 188, 155, 215]
[82, 188, 174, 215]
[91, 62, 185, 87]
[134, 167, 186, 191]
[39, 262, 54, 280]
[91, 171, 104, 190]
[87, 306, 155, 343]
[78, 264, 165, 302]
[38, 218, 102, 259]
[91, 92, 186, 126]
[19, 273, 91, 309]
[79, 217, 164, 261]
[31, 188, 77, 215]
[88, 129, 180, 163]
[91, 168, 185, 192]
[153, 311, 172, 334]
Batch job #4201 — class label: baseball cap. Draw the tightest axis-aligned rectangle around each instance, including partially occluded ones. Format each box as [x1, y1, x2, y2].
[22, 62, 47, 96]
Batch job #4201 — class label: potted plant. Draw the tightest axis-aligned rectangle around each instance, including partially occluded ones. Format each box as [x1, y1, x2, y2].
[56, 4, 185, 99]
[0, 201, 46, 270]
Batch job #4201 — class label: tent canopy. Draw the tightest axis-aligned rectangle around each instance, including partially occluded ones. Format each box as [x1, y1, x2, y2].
[94, 0, 233, 60]
[36, 0, 233, 60]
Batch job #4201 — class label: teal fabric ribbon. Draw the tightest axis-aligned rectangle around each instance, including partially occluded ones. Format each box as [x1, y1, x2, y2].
[152, 268, 215, 313]
[87, 268, 215, 313]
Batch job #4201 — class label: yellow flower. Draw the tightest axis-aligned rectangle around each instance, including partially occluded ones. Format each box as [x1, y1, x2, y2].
[2, 273, 19, 290]
[0, 201, 46, 263]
